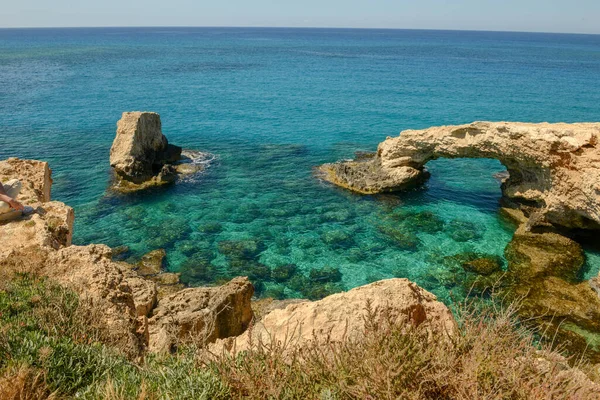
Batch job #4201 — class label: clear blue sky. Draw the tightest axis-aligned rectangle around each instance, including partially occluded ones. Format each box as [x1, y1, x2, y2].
[1, 0, 599, 34]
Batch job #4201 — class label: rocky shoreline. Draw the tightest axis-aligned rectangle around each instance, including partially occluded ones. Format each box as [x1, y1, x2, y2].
[1, 157, 455, 358]
[3, 120, 600, 363]
[319, 121, 600, 361]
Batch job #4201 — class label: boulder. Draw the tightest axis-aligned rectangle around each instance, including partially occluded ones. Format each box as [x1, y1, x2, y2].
[217, 278, 456, 354]
[148, 277, 254, 353]
[319, 122, 600, 230]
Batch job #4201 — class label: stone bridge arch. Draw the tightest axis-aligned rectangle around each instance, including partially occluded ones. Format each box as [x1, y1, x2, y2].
[320, 121, 600, 230]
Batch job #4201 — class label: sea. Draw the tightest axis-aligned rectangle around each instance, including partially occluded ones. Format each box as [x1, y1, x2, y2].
[1, 27, 599, 303]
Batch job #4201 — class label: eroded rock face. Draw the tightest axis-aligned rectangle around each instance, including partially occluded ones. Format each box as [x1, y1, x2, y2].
[110, 112, 182, 191]
[0, 157, 52, 204]
[1, 157, 255, 358]
[502, 224, 600, 362]
[217, 278, 456, 354]
[148, 277, 254, 353]
[320, 122, 600, 230]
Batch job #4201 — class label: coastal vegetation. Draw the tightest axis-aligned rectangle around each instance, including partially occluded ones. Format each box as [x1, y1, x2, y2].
[2, 274, 599, 399]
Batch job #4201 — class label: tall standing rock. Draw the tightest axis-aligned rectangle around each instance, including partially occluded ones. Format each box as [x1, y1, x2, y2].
[110, 112, 182, 190]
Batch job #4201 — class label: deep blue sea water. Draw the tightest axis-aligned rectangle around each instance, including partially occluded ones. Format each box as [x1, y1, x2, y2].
[1, 27, 600, 302]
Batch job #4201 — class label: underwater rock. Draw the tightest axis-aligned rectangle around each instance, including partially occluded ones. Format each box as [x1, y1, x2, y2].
[504, 227, 585, 284]
[136, 249, 167, 276]
[271, 264, 298, 282]
[377, 224, 421, 250]
[320, 229, 354, 249]
[309, 266, 342, 283]
[319, 121, 600, 231]
[390, 210, 445, 234]
[111, 245, 131, 261]
[218, 239, 265, 260]
[198, 221, 223, 234]
[502, 225, 600, 361]
[179, 256, 218, 286]
[148, 277, 254, 353]
[446, 219, 483, 242]
[229, 259, 271, 281]
[445, 252, 503, 276]
[303, 282, 344, 300]
[145, 218, 192, 249]
[215, 279, 457, 354]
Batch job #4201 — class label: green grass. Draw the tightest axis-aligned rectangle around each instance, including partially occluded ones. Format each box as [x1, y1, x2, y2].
[1, 274, 599, 399]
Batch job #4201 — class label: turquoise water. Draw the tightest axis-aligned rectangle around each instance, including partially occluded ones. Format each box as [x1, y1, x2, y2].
[1, 28, 600, 302]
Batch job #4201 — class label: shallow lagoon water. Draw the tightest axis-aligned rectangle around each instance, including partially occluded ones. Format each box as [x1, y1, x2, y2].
[1, 28, 600, 303]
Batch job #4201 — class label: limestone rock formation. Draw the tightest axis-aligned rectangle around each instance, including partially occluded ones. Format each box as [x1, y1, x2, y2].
[0, 157, 52, 204]
[320, 122, 600, 230]
[1, 158, 254, 357]
[217, 278, 456, 354]
[0, 158, 74, 254]
[109, 112, 183, 191]
[502, 223, 600, 362]
[148, 277, 254, 353]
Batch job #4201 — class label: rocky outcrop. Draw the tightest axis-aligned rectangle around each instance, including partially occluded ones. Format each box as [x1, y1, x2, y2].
[500, 222, 600, 362]
[148, 277, 254, 353]
[110, 112, 182, 188]
[0, 157, 52, 204]
[216, 278, 456, 354]
[1, 158, 253, 357]
[320, 122, 600, 230]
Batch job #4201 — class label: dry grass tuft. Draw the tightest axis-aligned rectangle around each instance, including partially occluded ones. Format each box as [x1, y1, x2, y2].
[0, 365, 57, 400]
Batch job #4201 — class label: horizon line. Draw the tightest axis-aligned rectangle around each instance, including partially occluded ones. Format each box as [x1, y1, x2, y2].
[0, 25, 599, 36]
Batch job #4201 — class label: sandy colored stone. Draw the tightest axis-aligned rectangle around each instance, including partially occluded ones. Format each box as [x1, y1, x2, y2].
[0, 202, 74, 258]
[0, 157, 52, 204]
[43, 244, 144, 352]
[148, 277, 254, 353]
[123, 270, 158, 318]
[136, 249, 166, 276]
[320, 122, 600, 230]
[217, 278, 456, 354]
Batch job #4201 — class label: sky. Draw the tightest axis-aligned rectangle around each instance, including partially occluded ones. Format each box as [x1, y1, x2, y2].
[0, 0, 599, 34]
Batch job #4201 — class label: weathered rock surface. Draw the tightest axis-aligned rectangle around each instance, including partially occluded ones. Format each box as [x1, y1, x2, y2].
[503, 224, 600, 362]
[136, 248, 167, 276]
[148, 277, 254, 353]
[217, 278, 456, 353]
[320, 122, 600, 230]
[109, 112, 183, 191]
[110, 112, 181, 182]
[0, 158, 74, 254]
[0, 157, 52, 204]
[1, 158, 254, 357]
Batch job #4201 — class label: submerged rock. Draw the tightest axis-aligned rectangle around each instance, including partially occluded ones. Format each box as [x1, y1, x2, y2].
[377, 224, 421, 250]
[218, 239, 264, 260]
[502, 225, 600, 361]
[446, 219, 483, 242]
[319, 121, 600, 231]
[389, 210, 445, 234]
[271, 264, 298, 282]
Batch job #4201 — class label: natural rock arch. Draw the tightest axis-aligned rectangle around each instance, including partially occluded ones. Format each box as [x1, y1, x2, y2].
[319, 121, 600, 230]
